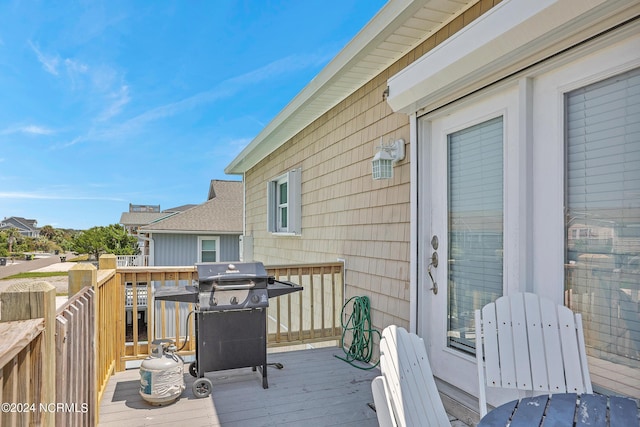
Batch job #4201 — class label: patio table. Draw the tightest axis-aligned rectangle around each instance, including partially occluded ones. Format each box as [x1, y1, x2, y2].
[477, 393, 639, 427]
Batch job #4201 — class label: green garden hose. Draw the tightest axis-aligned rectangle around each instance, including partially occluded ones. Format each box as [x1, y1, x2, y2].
[334, 295, 381, 370]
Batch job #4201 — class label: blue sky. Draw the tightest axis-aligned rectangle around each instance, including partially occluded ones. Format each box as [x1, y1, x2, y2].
[0, 0, 386, 230]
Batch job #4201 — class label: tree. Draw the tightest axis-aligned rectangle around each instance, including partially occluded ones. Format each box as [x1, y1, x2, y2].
[39, 225, 57, 240]
[73, 224, 139, 260]
[5, 227, 20, 253]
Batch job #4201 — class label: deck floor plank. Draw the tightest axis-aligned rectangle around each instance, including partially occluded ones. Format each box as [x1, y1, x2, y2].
[99, 347, 380, 426]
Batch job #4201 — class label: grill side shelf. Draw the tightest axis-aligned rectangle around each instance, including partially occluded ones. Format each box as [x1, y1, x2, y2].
[154, 285, 199, 303]
[267, 280, 303, 298]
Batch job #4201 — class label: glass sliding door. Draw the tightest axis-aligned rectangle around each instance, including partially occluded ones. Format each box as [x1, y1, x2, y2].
[447, 116, 504, 354]
[565, 68, 640, 377]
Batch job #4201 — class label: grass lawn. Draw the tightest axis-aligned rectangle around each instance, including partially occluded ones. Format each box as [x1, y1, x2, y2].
[0, 271, 69, 280]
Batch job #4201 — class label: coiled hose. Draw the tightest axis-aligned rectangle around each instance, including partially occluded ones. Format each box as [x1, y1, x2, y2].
[334, 295, 381, 370]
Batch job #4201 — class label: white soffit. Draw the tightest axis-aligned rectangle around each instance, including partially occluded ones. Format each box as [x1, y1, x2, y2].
[225, 0, 476, 175]
[386, 0, 640, 114]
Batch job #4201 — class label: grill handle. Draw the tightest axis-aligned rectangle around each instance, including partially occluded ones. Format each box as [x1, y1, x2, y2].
[212, 283, 255, 290]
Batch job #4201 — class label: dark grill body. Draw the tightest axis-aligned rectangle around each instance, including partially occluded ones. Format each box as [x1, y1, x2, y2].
[155, 261, 302, 397]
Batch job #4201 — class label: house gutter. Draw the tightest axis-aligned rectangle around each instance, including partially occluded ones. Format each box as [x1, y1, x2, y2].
[223, 0, 469, 175]
[137, 230, 242, 235]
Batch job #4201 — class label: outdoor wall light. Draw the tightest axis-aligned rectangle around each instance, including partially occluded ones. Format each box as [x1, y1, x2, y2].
[372, 137, 405, 180]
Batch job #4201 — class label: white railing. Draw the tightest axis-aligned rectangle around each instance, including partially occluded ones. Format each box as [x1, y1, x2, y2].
[116, 255, 148, 267]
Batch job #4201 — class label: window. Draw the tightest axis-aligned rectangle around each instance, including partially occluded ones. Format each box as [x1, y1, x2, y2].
[565, 67, 640, 372]
[277, 177, 288, 231]
[267, 168, 302, 235]
[447, 116, 504, 354]
[198, 237, 219, 262]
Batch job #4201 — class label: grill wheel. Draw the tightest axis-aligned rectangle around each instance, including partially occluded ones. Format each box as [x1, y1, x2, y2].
[192, 377, 212, 398]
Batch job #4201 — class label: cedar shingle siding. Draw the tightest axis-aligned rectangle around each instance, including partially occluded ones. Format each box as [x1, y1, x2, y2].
[243, 1, 500, 330]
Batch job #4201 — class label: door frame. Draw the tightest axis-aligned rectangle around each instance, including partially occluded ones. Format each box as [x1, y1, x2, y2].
[409, 22, 640, 400]
[414, 84, 526, 396]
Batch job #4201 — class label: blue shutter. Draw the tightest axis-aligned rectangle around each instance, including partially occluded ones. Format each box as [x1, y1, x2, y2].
[288, 168, 302, 235]
[267, 180, 277, 232]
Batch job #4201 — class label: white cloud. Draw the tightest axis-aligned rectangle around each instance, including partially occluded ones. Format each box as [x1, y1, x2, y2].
[0, 190, 125, 202]
[111, 52, 331, 132]
[0, 124, 55, 136]
[28, 40, 60, 76]
[51, 51, 330, 147]
[97, 85, 131, 121]
[64, 58, 89, 89]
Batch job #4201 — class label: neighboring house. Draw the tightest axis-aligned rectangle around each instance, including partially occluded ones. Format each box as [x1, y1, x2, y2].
[138, 180, 243, 266]
[119, 204, 193, 236]
[225, 0, 640, 413]
[0, 216, 39, 237]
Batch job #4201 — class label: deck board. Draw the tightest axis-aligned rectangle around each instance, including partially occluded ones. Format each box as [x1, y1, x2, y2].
[99, 347, 380, 426]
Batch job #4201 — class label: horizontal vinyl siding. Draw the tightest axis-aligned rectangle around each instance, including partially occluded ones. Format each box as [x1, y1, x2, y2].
[152, 233, 240, 266]
[219, 234, 241, 262]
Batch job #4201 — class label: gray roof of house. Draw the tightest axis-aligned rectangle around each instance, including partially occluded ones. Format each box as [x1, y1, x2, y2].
[119, 212, 177, 226]
[140, 180, 243, 234]
[1, 216, 38, 230]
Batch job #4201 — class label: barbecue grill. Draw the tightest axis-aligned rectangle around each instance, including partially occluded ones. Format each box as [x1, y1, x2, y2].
[155, 261, 302, 398]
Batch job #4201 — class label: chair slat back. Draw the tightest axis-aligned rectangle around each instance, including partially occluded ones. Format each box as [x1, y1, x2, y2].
[476, 292, 593, 417]
[538, 294, 566, 392]
[379, 325, 450, 427]
[523, 293, 549, 391]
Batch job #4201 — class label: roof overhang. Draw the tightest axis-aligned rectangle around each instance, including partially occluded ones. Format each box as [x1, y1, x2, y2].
[386, 0, 640, 114]
[139, 229, 241, 235]
[224, 0, 476, 175]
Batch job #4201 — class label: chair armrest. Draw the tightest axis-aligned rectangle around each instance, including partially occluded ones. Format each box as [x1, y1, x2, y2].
[372, 376, 397, 427]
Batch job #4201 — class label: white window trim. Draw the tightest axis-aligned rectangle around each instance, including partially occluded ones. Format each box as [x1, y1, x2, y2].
[197, 236, 220, 263]
[267, 168, 302, 236]
[531, 27, 640, 301]
[276, 175, 289, 233]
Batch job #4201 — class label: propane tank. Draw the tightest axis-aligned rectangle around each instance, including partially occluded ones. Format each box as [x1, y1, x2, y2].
[140, 339, 185, 405]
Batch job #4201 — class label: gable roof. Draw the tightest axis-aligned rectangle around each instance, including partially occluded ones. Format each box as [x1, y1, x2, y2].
[140, 180, 243, 234]
[119, 203, 197, 226]
[225, 0, 475, 174]
[1, 216, 38, 231]
[119, 211, 177, 226]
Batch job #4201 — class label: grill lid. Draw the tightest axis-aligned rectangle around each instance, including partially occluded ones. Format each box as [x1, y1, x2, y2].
[155, 262, 303, 305]
[196, 262, 269, 284]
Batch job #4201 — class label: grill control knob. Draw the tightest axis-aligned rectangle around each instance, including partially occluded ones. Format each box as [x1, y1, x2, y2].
[230, 296, 238, 305]
[251, 294, 260, 304]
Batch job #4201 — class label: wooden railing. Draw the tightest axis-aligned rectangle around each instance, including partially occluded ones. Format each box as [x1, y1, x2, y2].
[117, 267, 198, 369]
[0, 282, 56, 427]
[0, 259, 344, 425]
[266, 263, 344, 346]
[94, 268, 120, 409]
[116, 254, 148, 267]
[55, 287, 96, 426]
[114, 262, 344, 366]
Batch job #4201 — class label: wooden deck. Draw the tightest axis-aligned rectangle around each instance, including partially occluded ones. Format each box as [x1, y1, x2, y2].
[99, 346, 381, 426]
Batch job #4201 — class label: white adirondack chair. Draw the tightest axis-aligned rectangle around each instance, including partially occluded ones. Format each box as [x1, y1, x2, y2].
[371, 325, 450, 427]
[475, 292, 593, 417]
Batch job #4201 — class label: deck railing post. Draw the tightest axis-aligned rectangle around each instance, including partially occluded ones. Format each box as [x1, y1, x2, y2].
[68, 263, 97, 297]
[1, 281, 56, 427]
[99, 254, 117, 270]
